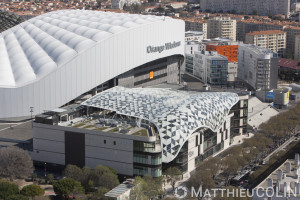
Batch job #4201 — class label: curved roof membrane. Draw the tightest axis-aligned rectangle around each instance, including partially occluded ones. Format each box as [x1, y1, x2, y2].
[82, 86, 239, 163]
[0, 10, 165, 88]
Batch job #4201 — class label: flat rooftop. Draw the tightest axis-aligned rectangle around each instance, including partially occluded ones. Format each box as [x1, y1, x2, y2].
[59, 116, 152, 137]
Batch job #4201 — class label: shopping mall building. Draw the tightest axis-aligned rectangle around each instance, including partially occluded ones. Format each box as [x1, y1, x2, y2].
[32, 86, 239, 177]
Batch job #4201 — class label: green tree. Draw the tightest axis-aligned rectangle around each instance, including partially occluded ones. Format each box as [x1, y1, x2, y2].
[187, 170, 215, 192]
[7, 194, 29, 200]
[252, 10, 258, 15]
[129, 176, 147, 200]
[164, 167, 182, 191]
[88, 187, 109, 200]
[46, 174, 54, 184]
[0, 181, 19, 200]
[63, 165, 84, 182]
[53, 178, 84, 199]
[21, 185, 44, 200]
[89, 165, 119, 189]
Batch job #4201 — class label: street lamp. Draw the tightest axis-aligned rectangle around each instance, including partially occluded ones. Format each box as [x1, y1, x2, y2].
[45, 162, 47, 177]
[30, 107, 34, 127]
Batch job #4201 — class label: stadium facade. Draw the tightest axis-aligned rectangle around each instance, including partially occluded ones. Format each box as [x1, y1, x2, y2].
[0, 10, 184, 119]
[32, 87, 239, 177]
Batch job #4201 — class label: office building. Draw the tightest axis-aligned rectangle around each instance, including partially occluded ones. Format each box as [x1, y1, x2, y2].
[185, 51, 228, 85]
[238, 44, 278, 90]
[200, 0, 290, 18]
[206, 43, 239, 63]
[0, 10, 184, 119]
[31, 86, 239, 177]
[245, 30, 286, 57]
[207, 17, 236, 41]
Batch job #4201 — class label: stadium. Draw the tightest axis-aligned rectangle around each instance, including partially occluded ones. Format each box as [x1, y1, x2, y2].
[0, 10, 184, 119]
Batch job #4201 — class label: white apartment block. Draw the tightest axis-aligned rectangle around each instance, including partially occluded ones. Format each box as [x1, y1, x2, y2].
[185, 20, 207, 39]
[238, 44, 278, 90]
[207, 17, 236, 41]
[200, 0, 290, 17]
[245, 30, 286, 57]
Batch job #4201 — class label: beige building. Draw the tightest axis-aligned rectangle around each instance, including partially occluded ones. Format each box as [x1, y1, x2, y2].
[200, 0, 290, 17]
[294, 35, 300, 60]
[237, 20, 286, 42]
[284, 26, 300, 57]
[207, 17, 236, 41]
[245, 30, 286, 57]
[185, 20, 207, 39]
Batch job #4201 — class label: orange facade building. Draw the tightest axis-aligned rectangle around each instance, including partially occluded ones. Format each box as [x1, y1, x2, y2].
[206, 44, 238, 63]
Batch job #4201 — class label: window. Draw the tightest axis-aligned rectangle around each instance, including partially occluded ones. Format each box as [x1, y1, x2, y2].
[196, 135, 198, 147]
[113, 141, 116, 145]
[104, 140, 106, 144]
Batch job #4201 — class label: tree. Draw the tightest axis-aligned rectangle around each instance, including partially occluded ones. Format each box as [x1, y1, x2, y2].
[187, 170, 215, 193]
[88, 187, 109, 200]
[214, 186, 252, 199]
[89, 165, 119, 189]
[46, 174, 54, 184]
[63, 165, 84, 182]
[129, 177, 147, 200]
[252, 10, 258, 15]
[53, 178, 84, 199]
[96, 0, 101, 8]
[0, 181, 19, 200]
[164, 167, 182, 191]
[21, 185, 44, 200]
[222, 156, 239, 185]
[7, 194, 29, 200]
[0, 147, 34, 179]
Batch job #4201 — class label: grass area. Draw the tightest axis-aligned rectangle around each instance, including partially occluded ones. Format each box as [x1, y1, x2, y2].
[83, 125, 94, 129]
[132, 129, 148, 137]
[96, 127, 109, 131]
[109, 127, 119, 132]
[72, 123, 86, 128]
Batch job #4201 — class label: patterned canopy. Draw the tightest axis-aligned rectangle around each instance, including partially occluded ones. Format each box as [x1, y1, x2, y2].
[82, 86, 239, 163]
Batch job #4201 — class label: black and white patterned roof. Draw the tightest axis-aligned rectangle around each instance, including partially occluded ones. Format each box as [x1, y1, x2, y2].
[82, 86, 239, 163]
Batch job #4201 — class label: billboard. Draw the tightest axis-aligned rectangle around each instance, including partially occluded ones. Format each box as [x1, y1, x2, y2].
[266, 92, 275, 99]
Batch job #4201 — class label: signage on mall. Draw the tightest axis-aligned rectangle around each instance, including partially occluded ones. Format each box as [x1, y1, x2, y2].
[147, 41, 181, 53]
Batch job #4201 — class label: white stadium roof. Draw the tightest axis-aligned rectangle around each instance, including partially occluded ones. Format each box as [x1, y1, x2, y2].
[0, 10, 184, 119]
[82, 86, 239, 163]
[0, 10, 166, 88]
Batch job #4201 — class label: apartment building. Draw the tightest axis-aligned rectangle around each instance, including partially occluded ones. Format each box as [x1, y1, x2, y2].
[200, 0, 290, 17]
[207, 17, 236, 41]
[245, 30, 286, 57]
[284, 26, 300, 57]
[206, 44, 239, 62]
[185, 20, 207, 39]
[237, 20, 286, 42]
[295, 35, 300, 59]
[238, 44, 278, 90]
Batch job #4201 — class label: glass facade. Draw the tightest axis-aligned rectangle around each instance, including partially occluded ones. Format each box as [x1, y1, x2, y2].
[133, 141, 162, 177]
[186, 56, 194, 74]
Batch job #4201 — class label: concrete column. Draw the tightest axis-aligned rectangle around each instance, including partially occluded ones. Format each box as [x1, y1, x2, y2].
[295, 154, 299, 165]
[295, 168, 299, 179]
[278, 169, 283, 181]
[267, 178, 273, 188]
[286, 162, 291, 173]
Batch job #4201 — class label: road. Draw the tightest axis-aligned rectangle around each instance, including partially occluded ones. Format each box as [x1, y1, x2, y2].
[263, 136, 296, 162]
